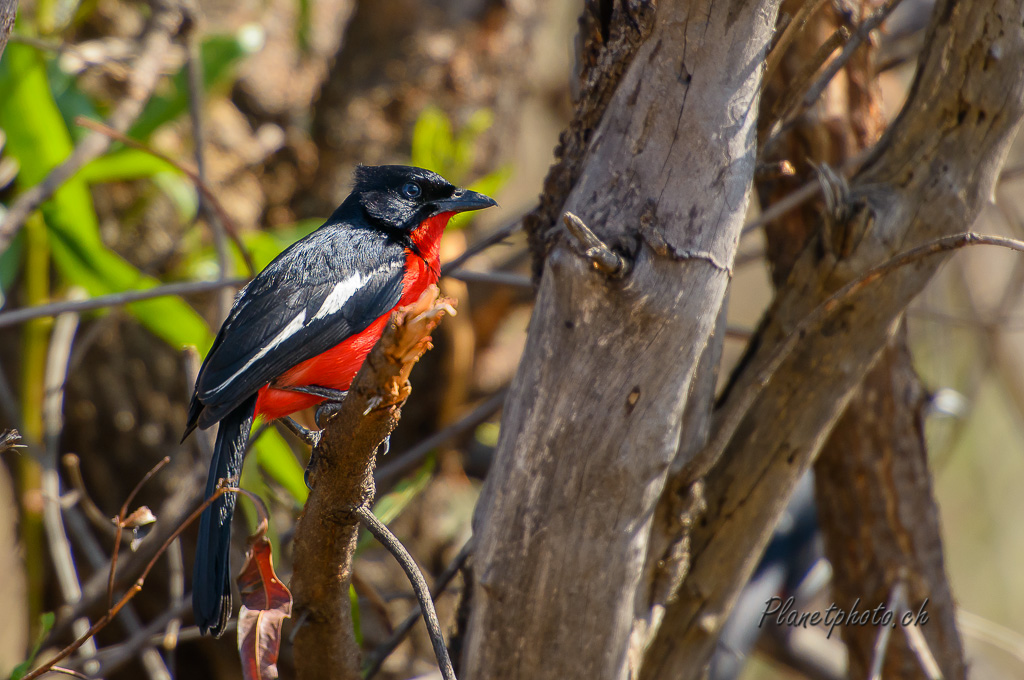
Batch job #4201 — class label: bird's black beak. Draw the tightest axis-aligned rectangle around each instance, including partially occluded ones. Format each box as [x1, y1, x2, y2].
[434, 189, 498, 214]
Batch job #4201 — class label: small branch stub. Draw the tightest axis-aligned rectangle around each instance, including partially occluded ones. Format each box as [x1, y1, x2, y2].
[562, 212, 629, 277]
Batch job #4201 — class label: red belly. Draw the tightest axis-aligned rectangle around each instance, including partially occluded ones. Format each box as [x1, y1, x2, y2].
[253, 236, 443, 422]
[253, 314, 390, 421]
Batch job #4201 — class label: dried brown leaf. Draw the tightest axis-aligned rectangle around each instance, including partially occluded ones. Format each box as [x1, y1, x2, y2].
[237, 530, 292, 680]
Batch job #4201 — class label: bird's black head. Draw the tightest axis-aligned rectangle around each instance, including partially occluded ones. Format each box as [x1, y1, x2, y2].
[347, 165, 496, 233]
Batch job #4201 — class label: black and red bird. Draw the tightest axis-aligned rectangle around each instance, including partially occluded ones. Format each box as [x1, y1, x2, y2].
[183, 165, 496, 635]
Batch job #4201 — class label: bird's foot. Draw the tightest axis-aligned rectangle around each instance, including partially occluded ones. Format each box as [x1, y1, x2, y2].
[314, 400, 345, 428]
[279, 416, 321, 447]
[280, 384, 349, 402]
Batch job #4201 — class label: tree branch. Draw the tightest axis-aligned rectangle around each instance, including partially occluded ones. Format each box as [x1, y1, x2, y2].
[290, 286, 454, 680]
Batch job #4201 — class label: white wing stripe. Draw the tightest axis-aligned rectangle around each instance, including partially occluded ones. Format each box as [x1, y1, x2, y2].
[312, 272, 366, 321]
[205, 264, 399, 396]
[206, 311, 307, 395]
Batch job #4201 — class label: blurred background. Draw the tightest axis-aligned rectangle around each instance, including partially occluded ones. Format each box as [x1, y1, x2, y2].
[0, 0, 1023, 677]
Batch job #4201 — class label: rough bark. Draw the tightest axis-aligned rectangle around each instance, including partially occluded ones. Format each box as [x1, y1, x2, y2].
[642, 2, 1024, 678]
[290, 288, 452, 680]
[816, 334, 966, 679]
[761, 3, 966, 676]
[463, 1, 780, 679]
[0, 0, 15, 62]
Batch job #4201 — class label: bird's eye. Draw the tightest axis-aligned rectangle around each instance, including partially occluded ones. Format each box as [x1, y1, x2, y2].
[401, 182, 422, 199]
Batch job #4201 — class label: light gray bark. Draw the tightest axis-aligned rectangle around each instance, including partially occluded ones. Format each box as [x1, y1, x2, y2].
[642, 2, 1024, 678]
[462, 1, 781, 678]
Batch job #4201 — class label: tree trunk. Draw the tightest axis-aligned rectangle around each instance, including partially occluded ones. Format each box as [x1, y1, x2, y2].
[759, 2, 968, 677]
[816, 333, 967, 679]
[642, 2, 1024, 678]
[463, 1, 781, 678]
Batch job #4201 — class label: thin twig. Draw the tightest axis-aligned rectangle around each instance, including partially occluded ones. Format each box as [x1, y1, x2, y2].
[0, 278, 245, 329]
[801, 0, 906, 111]
[375, 388, 508, 486]
[47, 667, 91, 679]
[446, 269, 533, 289]
[688, 232, 1024, 485]
[63, 454, 119, 538]
[957, 609, 1024, 666]
[364, 540, 473, 679]
[75, 116, 256, 277]
[355, 505, 457, 680]
[763, 0, 830, 83]
[182, 22, 234, 317]
[108, 456, 171, 611]
[440, 217, 525, 277]
[868, 580, 905, 680]
[61, 506, 172, 680]
[163, 537, 185, 649]
[901, 615, 944, 680]
[24, 484, 240, 680]
[0, 0, 184, 254]
[40, 306, 97, 660]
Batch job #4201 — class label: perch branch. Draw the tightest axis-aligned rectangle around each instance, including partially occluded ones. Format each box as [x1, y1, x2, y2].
[290, 285, 455, 680]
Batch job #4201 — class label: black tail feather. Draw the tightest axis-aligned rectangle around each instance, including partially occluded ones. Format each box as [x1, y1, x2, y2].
[192, 394, 258, 637]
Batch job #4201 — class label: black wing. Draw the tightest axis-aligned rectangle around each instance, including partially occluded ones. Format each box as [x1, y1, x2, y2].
[189, 223, 406, 429]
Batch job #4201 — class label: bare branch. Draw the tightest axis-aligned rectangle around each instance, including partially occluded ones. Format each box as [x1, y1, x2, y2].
[355, 505, 456, 680]
[24, 483, 236, 680]
[0, 278, 244, 329]
[364, 540, 472, 679]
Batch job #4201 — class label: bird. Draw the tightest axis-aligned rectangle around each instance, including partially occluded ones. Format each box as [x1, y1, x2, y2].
[182, 165, 497, 636]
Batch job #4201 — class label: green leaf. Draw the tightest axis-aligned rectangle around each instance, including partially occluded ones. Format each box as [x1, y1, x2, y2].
[129, 34, 248, 140]
[254, 427, 308, 504]
[46, 57, 99, 143]
[75, 149, 181, 184]
[410, 106, 454, 175]
[350, 583, 362, 647]
[407, 105, 509, 230]
[8, 611, 55, 680]
[0, 43, 213, 351]
[0, 231, 25, 310]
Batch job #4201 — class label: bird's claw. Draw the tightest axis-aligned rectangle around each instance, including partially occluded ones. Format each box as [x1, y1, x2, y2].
[314, 401, 345, 428]
[279, 416, 322, 447]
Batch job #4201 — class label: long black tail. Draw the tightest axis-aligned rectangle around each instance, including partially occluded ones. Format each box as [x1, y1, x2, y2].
[193, 394, 258, 637]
